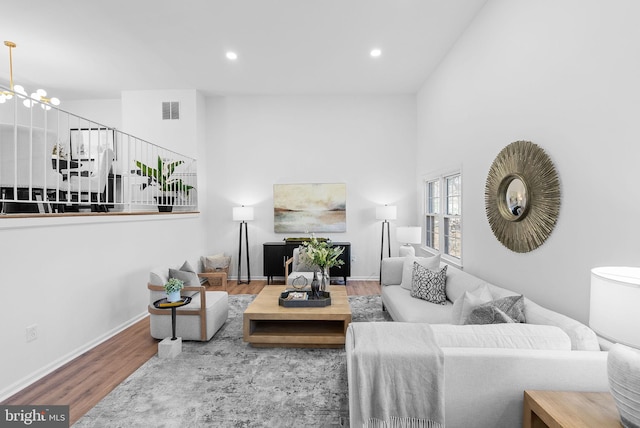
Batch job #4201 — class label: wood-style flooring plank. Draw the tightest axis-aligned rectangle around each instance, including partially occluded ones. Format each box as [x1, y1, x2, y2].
[1, 279, 380, 425]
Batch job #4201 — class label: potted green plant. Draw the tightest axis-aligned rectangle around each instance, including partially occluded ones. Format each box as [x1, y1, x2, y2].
[164, 278, 184, 302]
[134, 156, 194, 212]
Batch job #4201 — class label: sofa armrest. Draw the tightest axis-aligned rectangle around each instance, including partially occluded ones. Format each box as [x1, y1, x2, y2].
[442, 347, 608, 427]
[524, 298, 600, 351]
[381, 257, 405, 286]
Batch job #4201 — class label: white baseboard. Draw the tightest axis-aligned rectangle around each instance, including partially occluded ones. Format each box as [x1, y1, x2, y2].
[0, 311, 150, 402]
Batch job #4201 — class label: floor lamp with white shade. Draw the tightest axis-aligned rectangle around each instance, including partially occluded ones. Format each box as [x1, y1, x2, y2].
[376, 205, 396, 282]
[233, 206, 254, 284]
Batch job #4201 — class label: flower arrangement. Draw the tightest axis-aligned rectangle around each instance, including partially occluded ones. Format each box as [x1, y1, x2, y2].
[301, 236, 345, 271]
[164, 278, 184, 294]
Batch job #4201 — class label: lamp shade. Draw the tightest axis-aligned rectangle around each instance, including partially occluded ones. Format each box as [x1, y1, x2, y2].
[376, 205, 397, 221]
[233, 206, 254, 221]
[590, 266, 640, 348]
[397, 226, 422, 244]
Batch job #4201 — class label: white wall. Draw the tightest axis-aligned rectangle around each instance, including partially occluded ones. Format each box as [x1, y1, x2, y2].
[416, 0, 640, 323]
[122, 90, 199, 158]
[204, 95, 417, 280]
[0, 215, 205, 399]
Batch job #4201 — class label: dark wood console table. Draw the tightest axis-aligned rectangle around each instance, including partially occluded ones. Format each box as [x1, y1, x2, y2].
[263, 241, 351, 284]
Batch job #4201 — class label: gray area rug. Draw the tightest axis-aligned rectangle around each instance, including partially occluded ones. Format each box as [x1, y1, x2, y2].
[73, 294, 390, 428]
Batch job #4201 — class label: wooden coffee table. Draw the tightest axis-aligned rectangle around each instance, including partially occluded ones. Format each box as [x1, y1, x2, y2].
[243, 285, 352, 348]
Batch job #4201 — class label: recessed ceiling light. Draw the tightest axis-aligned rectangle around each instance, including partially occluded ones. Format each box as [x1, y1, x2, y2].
[370, 48, 382, 58]
[226, 51, 238, 61]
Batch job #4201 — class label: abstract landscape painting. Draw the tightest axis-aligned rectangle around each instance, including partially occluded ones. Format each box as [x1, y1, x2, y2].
[273, 183, 346, 233]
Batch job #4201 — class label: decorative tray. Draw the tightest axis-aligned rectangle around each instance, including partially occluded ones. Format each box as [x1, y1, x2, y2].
[279, 291, 331, 307]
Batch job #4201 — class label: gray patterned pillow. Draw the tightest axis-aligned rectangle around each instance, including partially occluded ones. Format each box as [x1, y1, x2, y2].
[410, 263, 448, 305]
[465, 295, 526, 325]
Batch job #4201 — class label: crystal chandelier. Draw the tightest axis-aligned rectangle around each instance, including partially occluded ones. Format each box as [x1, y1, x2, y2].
[0, 40, 60, 110]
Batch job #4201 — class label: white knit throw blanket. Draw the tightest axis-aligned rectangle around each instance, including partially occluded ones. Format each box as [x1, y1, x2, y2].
[351, 322, 445, 428]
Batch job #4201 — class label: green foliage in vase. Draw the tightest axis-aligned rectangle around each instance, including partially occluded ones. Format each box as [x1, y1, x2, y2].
[164, 278, 184, 293]
[301, 236, 345, 270]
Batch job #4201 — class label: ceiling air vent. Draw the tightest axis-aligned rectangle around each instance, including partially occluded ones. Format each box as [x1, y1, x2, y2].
[162, 101, 179, 120]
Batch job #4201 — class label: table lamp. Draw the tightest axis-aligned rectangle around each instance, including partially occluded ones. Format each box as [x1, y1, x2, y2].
[590, 266, 640, 348]
[590, 266, 640, 427]
[233, 205, 254, 284]
[396, 226, 421, 257]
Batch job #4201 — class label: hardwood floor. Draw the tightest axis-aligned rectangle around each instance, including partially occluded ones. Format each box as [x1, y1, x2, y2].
[2, 279, 380, 425]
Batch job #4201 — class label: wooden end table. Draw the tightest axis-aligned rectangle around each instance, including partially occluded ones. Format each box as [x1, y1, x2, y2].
[243, 285, 351, 348]
[523, 390, 622, 428]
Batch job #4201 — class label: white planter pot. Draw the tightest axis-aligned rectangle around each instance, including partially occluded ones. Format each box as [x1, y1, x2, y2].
[166, 290, 181, 302]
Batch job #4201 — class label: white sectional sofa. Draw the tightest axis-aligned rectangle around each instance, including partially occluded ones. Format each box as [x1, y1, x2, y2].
[346, 256, 609, 428]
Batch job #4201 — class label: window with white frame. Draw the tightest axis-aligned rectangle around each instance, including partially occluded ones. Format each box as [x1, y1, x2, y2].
[424, 172, 461, 262]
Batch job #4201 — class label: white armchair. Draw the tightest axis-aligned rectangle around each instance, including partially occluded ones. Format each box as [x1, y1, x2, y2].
[147, 259, 229, 341]
[284, 247, 319, 286]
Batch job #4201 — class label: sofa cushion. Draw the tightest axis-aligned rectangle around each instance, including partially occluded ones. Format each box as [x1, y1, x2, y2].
[486, 283, 519, 300]
[411, 264, 448, 304]
[382, 284, 454, 323]
[169, 267, 199, 286]
[451, 284, 493, 324]
[149, 268, 168, 286]
[381, 257, 405, 286]
[465, 295, 526, 325]
[169, 266, 201, 298]
[400, 254, 441, 290]
[201, 254, 231, 272]
[444, 265, 488, 302]
[180, 260, 196, 273]
[294, 247, 319, 272]
[431, 324, 572, 350]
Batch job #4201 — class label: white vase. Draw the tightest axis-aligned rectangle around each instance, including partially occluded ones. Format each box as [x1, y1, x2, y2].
[166, 290, 181, 303]
[608, 343, 640, 427]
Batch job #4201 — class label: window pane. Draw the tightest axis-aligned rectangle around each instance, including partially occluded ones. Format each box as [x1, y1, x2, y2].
[425, 216, 434, 247]
[444, 217, 461, 259]
[427, 180, 440, 214]
[446, 175, 461, 216]
[425, 215, 440, 251]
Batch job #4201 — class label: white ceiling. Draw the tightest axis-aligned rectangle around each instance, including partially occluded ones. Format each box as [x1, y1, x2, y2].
[1, 0, 487, 100]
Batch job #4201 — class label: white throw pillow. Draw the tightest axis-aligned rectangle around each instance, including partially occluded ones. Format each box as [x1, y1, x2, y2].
[431, 323, 572, 351]
[451, 284, 493, 324]
[400, 254, 441, 290]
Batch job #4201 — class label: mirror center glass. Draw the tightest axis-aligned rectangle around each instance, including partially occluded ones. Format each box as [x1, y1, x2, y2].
[506, 178, 527, 217]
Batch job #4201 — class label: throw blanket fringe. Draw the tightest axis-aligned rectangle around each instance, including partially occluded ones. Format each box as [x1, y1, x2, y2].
[365, 416, 445, 428]
[352, 323, 445, 427]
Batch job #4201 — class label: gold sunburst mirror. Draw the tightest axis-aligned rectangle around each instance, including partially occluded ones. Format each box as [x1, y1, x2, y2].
[485, 141, 560, 253]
